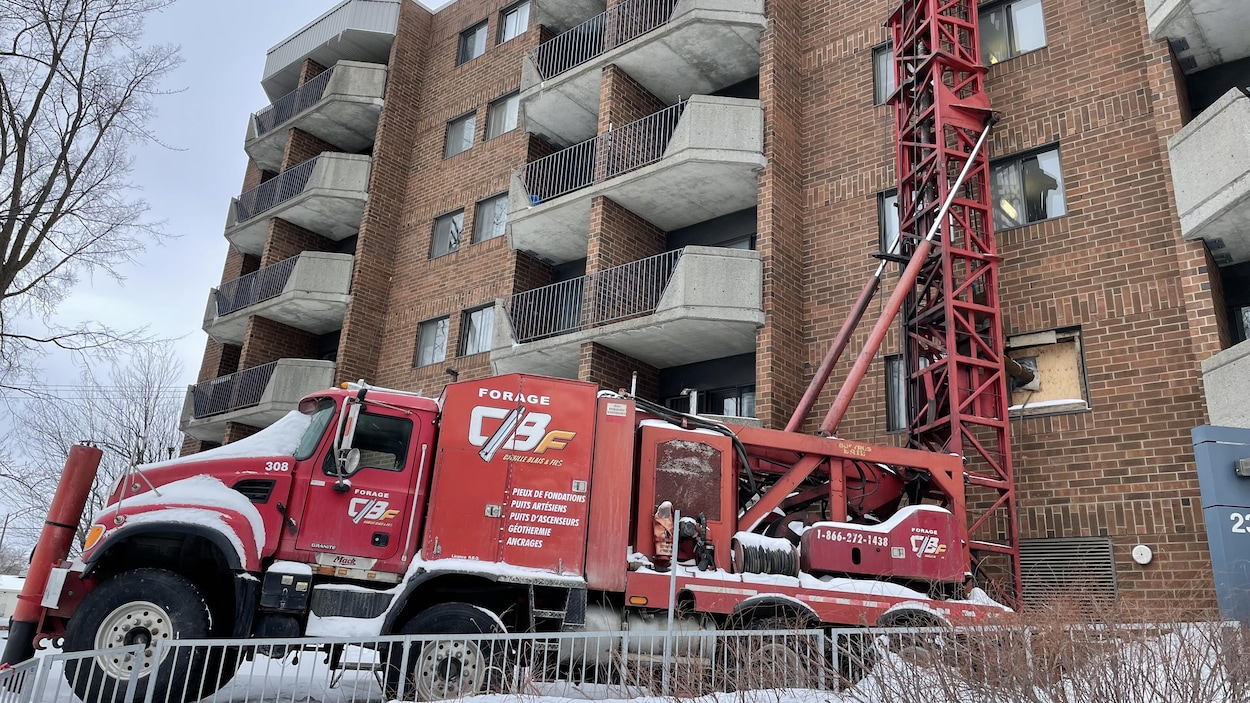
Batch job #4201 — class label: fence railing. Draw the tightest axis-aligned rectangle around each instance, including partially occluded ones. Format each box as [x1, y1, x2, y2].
[531, 0, 680, 80]
[507, 249, 683, 343]
[214, 256, 300, 317]
[235, 156, 319, 222]
[10, 622, 1249, 703]
[189, 361, 278, 419]
[519, 100, 686, 203]
[252, 67, 335, 138]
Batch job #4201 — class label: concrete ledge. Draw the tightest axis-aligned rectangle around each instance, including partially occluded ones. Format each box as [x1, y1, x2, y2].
[224, 153, 371, 256]
[263, 0, 399, 100]
[1168, 88, 1250, 265]
[510, 96, 763, 264]
[490, 247, 763, 377]
[246, 62, 387, 172]
[1146, 0, 1250, 73]
[180, 359, 336, 444]
[1203, 340, 1250, 429]
[204, 252, 355, 345]
[520, 0, 765, 146]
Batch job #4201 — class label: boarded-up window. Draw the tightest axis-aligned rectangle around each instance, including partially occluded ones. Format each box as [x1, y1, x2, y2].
[654, 440, 723, 521]
[1007, 327, 1089, 417]
[1019, 537, 1117, 610]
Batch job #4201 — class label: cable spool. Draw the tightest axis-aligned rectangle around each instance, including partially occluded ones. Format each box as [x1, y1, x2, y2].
[732, 532, 799, 577]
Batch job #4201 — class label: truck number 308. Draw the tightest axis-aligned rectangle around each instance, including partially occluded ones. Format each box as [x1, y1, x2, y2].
[1231, 513, 1250, 533]
[265, 461, 291, 472]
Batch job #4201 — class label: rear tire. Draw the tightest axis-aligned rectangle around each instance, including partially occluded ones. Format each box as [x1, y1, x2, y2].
[384, 602, 506, 700]
[62, 568, 237, 703]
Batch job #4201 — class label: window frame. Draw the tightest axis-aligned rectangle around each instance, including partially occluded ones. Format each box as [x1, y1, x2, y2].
[430, 209, 465, 259]
[1006, 326, 1091, 418]
[878, 188, 901, 262]
[444, 111, 477, 159]
[459, 305, 495, 356]
[498, 1, 530, 44]
[979, 0, 1048, 66]
[872, 41, 895, 106]
[486, 91, 520, 140]
[885, 353, 908, 433]
[990, 144, 1066, 231]
[320, 410, 413, 476]
[457, 20, 488, 66]
[414, 316, 450, 368]
[474, 192, 509, 243]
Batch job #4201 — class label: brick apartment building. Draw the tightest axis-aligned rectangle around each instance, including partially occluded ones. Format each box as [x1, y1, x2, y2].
[179, 0, 1249, 605]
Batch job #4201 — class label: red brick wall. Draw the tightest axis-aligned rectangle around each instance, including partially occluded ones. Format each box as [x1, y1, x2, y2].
[196, 339, 240, 382]
[222, 423, 261, 444]
[241, 161, 270, 192]
[598, 64, 666, 134]
[586, 196, 665, 273]
[239, 316, 317, 368]
[298, 58, 329, 85]
[261, 219, 335, 266]
[282, 128, 336, 169]
[578, 342, 659, 399]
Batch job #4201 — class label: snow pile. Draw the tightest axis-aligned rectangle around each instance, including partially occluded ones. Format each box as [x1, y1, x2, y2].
[98, 475, 268, 558]
[137, 410, 313, 470]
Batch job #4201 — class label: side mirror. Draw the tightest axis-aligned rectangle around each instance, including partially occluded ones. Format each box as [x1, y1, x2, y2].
[333, 448, 361, 493]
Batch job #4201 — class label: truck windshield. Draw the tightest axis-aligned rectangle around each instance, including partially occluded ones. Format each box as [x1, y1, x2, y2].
[294, 399, 336, 460]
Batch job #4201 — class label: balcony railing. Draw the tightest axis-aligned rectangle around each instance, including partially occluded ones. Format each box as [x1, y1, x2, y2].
[532, 0, 679, 80]
[214, 256, 300, 317]
[253, 67, 335, 138]
[519, 101, 686, 203]
[236, 156, 320, 222]
[190, 362, 278, 419]
[506, 249, 683, 343]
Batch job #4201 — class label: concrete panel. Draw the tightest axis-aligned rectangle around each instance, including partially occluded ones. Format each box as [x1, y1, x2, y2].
[1168, 89, 1250, 265]
[510, 98, 764, 264]
[1203, 340, 1250, 428]
[204, 253, 355, 345]
[1147, 0, 1250, 73]
[531, 0, 607, 33]
[491, 247, 763, 374]
[246, 62, 387, 172]
[263, 0, 399, 100]
[520, 0, 765, 146]
[224, 153, 371, 256]
[181, 359, 336, 444]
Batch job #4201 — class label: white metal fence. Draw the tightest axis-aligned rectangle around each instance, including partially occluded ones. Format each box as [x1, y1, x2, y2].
[4, 623, 1247, 703]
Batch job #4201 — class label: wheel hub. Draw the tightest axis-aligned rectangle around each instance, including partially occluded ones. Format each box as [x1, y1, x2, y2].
[93, 601, 173, 680]
[415, 639, 485, 700]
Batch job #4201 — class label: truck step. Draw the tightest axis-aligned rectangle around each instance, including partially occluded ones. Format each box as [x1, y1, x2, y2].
[532, 608, 567, 619]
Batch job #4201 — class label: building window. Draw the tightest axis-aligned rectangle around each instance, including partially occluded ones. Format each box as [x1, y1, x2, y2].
[486, 92, 520, 140]
[460, 306, 495, 356]
[444, 112, 476, 158]
[431, 210, 465, 258]
[873, 42, 895, 105]
[474, 193, 509, 242]
[666, 385, 756, 418]
[980, 0, 1047, 65]
[1006, 327, 1089, 417]
[885, 354, 907, 432]
[415, 317, 449, 367]
[499, 1, 530, 43]
[458, 21, 488, 65]
[879, 189, 900, 259]
[991, 146, 1065, 230]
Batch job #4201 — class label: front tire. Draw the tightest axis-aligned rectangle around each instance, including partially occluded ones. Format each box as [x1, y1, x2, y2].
[63, 568, 237, 703]
[385, 602, 505, 700]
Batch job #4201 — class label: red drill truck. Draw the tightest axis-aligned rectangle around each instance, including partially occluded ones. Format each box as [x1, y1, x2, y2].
[3, 372, 1006, 702]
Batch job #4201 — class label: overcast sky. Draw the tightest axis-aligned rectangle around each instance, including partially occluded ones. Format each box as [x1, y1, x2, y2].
[32, 0, 449, 392]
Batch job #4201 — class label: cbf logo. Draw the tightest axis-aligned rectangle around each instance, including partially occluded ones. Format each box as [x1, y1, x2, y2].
[349, 498, 400, 524]
[910, 534, 948, 558]
[469, 405, 576, 462]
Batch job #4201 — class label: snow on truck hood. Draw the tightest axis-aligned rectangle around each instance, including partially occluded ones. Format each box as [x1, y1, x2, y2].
[136, 411, 313, 470]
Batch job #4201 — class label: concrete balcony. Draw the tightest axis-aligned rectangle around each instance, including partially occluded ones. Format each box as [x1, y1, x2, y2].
[490, 246, 763, 377]
[181, 359, 337, 444]
[519, 0, 764, 147]
[1167, 88, 1250, 266]
[262, 0, 399, 101]
[509, 96, 764, 264]
[246, 62, 387, 172]
[204, 253, 354, 346]
[224, 153, 371, 256]
[1146, 0, 1250, 73]
[1203, 341, 1250, 429]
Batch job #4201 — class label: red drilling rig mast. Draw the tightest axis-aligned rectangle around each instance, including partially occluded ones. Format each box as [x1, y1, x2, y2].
[888, 0, 1020, 601]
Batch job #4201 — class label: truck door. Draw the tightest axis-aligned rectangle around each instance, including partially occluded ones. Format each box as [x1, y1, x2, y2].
[296, 407, 423, 565]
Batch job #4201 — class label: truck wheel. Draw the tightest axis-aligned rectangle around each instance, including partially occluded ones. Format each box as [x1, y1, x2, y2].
[731, 616, 819, 691]
[876, 608, 950, 667]
[385, 602, 505, 700]
[62, 568, 237, 703]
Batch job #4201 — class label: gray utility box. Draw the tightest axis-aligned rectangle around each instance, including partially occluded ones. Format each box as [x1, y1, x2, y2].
[1194, 425, 1250, 621]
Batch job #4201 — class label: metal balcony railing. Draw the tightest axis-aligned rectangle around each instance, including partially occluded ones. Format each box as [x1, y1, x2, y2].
[236, 156, 320, 222]
[190, 362, 278, 419]
[531, 0, 679, 80]
[214, 256, 300, 317]
[506, 249, 683, 343]
[519, 100, 686, 203]
[253, 67, 335, 137]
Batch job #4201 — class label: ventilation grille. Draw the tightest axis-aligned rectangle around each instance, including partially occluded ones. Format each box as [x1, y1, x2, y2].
[232, 479, 276, 504]
[1019, 537, 1117, 609]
